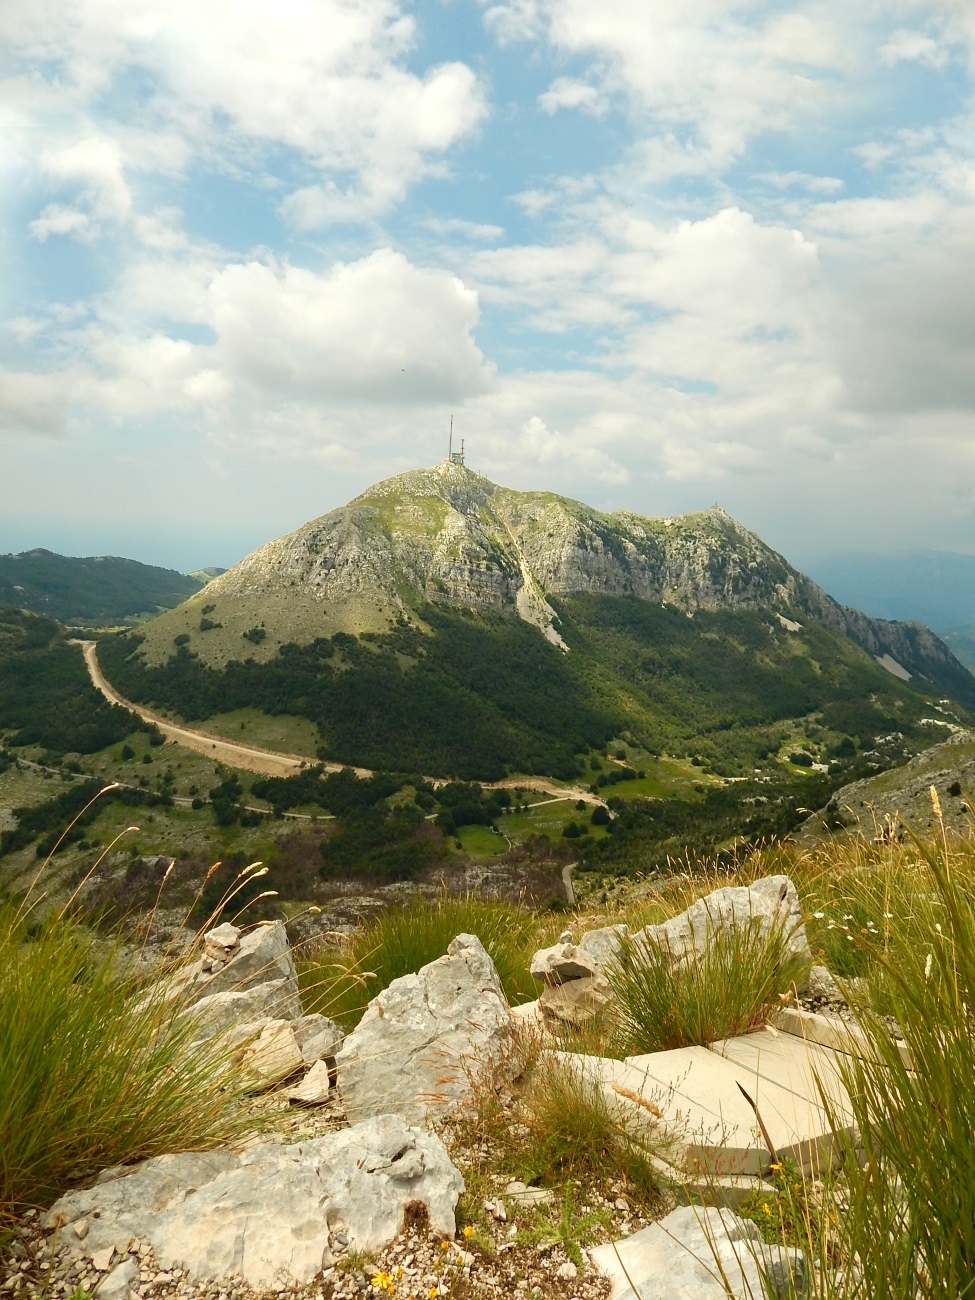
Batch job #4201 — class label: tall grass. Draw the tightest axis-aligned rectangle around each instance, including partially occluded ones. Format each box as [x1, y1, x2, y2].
[298, 892, 545, 1028]
[607, 910, 811, 1054]
[809, 810, 975, 1297]
[683, 809, 975, 1296]
[0, 788, 260, 1224]
[0, 904, 251, 1222]
[517, 1052, 668, 1200]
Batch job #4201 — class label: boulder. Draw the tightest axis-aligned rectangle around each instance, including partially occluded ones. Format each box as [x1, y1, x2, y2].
[579, 923, 629, 969]
[640, 876, 811, 970]
[47, 1117, 464, 1288]
[148, 921, 301, 1019]
[336, 933, 515, 1124]
[185, 979, 303, 1039]
[539, 971, 613, 1025]
[292, 1012, 344, 1063]
[530, 941, 600, 984]
[589, 1204, 805, 1300]
[190, 920, 298, 1004]
[237, 1019, 303, 1088]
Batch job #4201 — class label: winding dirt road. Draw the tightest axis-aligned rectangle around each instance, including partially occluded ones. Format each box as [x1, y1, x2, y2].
[77, 640, 606, 806]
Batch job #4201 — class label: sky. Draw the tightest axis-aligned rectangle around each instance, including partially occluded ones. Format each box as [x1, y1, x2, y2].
[2, 0, 975, 574]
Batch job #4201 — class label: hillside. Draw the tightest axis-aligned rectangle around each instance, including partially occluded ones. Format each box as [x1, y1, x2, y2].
[132, 463, 971, 697]
[0, 608, 147, 755]
[97, 462, 975, 785]
[0, 549, 203, 624]
[801, 726, 975, 844]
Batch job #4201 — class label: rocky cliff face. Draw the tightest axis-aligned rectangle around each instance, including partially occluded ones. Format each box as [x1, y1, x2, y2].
[137, 462, 973, 694]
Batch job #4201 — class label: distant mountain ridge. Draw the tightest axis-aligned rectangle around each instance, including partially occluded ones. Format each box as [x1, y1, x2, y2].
[0, 549, 203, 625]
[135, 461, 971, 701]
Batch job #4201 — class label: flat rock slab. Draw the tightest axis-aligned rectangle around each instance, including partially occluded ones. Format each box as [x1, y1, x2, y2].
[775, 1005, 913, 1070]
[589, 1204, 804, 1300]
[625, 1045, 845, 1175]
[46, 1116, 463, 1289]
[551, 1031, 851, 1176]
[711, 1027, 855, 1125]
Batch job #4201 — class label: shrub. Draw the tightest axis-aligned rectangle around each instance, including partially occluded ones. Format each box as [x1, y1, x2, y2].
[607, 912, 811, 1054]
[591, 805, 610, 826]
[298, 893, 540, 1028]
[789, 751, 813, 767]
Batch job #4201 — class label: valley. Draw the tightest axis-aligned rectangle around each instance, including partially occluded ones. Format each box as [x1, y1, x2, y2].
[3, 461, 975, 943]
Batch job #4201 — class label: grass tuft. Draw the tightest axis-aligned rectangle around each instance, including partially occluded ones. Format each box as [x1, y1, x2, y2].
[298, 891, 543, 1027]
[607, 911, 811, 1054]
[517, 1053, 667, 1201]
[0, 902, 250, 1223]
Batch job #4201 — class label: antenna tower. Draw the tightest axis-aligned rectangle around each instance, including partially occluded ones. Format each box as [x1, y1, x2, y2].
[448, 415, 465, 466]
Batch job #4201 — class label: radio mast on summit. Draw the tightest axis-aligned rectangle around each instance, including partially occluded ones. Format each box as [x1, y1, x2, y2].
[447, 414, 465, 466]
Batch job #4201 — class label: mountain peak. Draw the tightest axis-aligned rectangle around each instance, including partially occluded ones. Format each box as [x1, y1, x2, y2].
[131, 463, 973, 704]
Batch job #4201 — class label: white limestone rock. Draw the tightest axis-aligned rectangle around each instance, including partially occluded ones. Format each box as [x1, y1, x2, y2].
[579, 924, 630, 969]
[336, 933, 515, 1124]
[292, 1013, 344, 1063]
[589, 1204, 806, 1299]
[192, 920, 298, 1002]
[203, 922, 241, 966]
[47, 1117, 464, 1288]
[148, 920, 301, 1018]
[185, 979, 303, 1039]
[530, 941, 600, 984]
[539, 971, 613, 1025]
[238, 1019, 303, 1088]
[640, 876, 811, 970]
[287, 1059, 332, 1105]
[99, 1258, 138, 1300]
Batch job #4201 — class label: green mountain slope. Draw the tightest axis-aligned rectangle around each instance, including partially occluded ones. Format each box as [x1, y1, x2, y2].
[97, 462, 975, 783]
[0, 608, 145, 755]
[99, 598, 969, 782]
[0, 550, 203, 624]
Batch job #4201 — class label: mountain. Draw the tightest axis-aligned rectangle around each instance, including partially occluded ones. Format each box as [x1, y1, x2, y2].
[0, 549, 203, 625]
[99, 462, 975, 782]
[133, 463, 967, 685]
[804, 548, 975, 676]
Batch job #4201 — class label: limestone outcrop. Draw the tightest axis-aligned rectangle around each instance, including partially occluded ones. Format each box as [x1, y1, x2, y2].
[639, 875, 811, 970]
[336, 933, 515, 1123]
[46, 1117, 464, 1288]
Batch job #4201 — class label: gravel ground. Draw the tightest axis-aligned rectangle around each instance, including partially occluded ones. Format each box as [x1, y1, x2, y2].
[1, 1083, 662, 1300]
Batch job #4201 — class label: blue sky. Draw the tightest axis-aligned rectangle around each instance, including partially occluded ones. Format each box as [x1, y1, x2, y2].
[2, 0, 974, 572]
